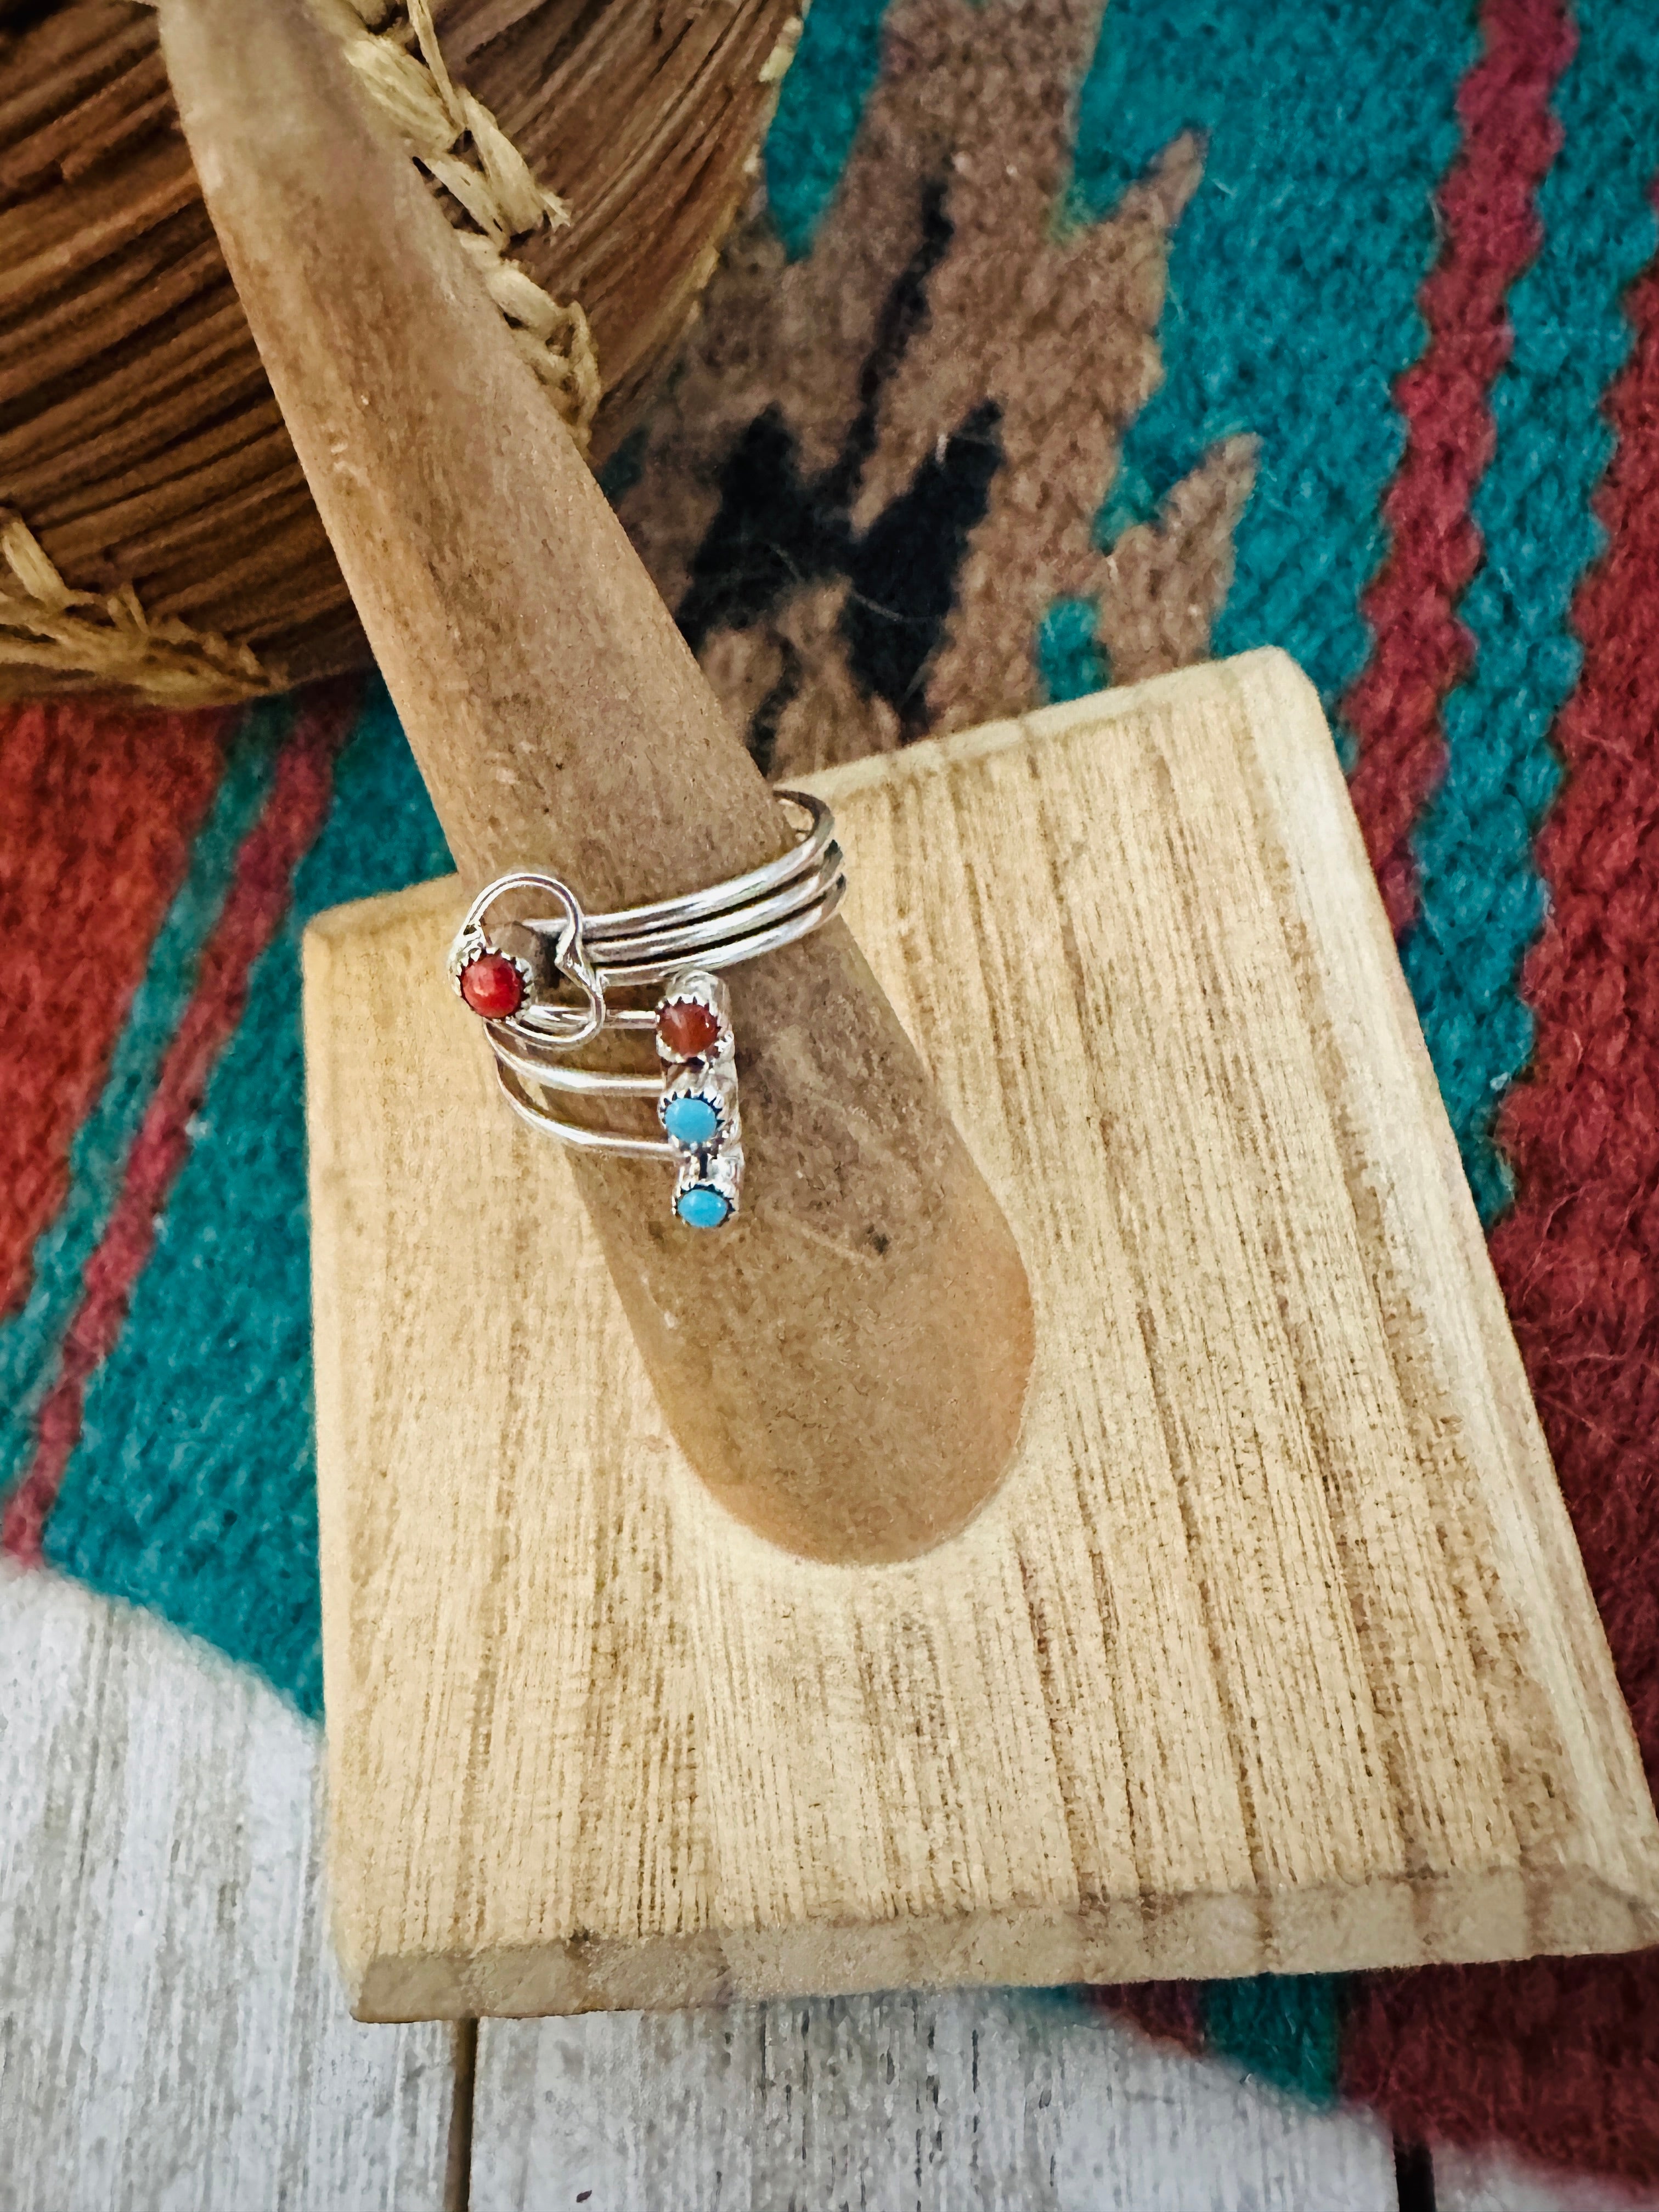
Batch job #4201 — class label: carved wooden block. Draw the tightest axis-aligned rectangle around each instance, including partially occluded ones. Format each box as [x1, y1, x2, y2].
[304, 650, 1659, 2019]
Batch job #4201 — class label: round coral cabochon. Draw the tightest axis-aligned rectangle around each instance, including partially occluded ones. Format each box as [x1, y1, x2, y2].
[658, 998, 721, 1057]
[460, 951, 524, 1018]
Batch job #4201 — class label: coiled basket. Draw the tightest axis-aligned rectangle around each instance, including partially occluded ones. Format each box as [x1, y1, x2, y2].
[0, 0, 798, 703]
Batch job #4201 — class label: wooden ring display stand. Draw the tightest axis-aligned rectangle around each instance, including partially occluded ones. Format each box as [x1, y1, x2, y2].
[166, 0, 1659, 2017]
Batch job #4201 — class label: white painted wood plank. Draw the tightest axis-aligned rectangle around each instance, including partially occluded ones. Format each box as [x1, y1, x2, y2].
[0, 1564, 452, 2211]
[1435, 2146, 1659, 2211]
[472, 1992, 1397, 2211]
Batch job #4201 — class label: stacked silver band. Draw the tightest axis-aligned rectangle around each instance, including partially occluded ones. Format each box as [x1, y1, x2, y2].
[446, 791, 845, 1228]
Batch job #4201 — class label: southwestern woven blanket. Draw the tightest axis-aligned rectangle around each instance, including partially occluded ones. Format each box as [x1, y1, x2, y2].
[4, 0, 1659, 2183]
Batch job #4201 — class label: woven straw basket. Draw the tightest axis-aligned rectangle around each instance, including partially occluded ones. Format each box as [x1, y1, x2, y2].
[0, 0, 799, 706]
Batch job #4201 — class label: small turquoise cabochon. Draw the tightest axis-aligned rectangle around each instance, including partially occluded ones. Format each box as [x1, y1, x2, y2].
[676, 1184, 731, 1228]
[664, 1094, 721, 1146]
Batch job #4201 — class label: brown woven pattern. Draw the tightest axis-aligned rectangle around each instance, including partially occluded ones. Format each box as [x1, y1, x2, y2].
[616, 0, 1255, 769]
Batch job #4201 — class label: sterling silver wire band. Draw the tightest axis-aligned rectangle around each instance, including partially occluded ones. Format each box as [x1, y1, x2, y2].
[575, 789, 839, 961]
[446, 792, 844, 1227]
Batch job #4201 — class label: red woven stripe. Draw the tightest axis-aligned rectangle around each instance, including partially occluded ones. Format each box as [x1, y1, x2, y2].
[1092, 1981, 1206, 2057]
[1502, 191, 1659, 1802]
[1345, 0, 1573, 935]
[1343, 188, 1659, 2186]
[0, 702, 228, 1317]
[1, 682, 357, 1567]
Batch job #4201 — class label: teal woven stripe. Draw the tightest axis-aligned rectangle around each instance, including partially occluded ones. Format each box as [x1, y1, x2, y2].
[1037, 595, 1109, 703]
[1402, 0, 1659, 1226]
[0, 707, 283, 1504]
[44, 684, 449, 1714]
[1071, 0, 1472, 740]
[1206, 1974, 1342, 2108]
[765, 0, 891, 260]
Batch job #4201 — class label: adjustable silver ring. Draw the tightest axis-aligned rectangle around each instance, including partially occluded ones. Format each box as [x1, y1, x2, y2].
[445, 792, 844, 1228]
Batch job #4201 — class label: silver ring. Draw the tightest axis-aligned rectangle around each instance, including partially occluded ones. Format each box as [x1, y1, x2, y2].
[446, 792, 843, 1228]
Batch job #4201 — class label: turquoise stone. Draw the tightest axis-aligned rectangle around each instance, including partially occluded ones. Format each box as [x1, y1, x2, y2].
[676, 1183, 731, 1229]
[664, 1093, 720, 1146]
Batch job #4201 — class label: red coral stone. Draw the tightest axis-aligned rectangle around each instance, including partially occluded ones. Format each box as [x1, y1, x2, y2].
[658, 997, 721, 1057]
[460, 951, 523, 1018]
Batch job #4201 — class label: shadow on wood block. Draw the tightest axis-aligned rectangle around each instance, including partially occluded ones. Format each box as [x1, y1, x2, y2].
[303, 648, 1659, 2021]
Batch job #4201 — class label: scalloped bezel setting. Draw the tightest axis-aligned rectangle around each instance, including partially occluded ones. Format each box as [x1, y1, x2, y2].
[657, 970, 743, 1228]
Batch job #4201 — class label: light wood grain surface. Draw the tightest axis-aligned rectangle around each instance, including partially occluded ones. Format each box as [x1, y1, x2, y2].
[3, 1564, 1426, 2210]
[0, 1563, 452, 2212]
[470, 1995, 1398, 2211]
[304, 650, 1659, 2019]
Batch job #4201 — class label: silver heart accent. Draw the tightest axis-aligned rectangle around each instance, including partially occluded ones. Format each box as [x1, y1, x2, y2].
[450, 870, 606, 1049]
